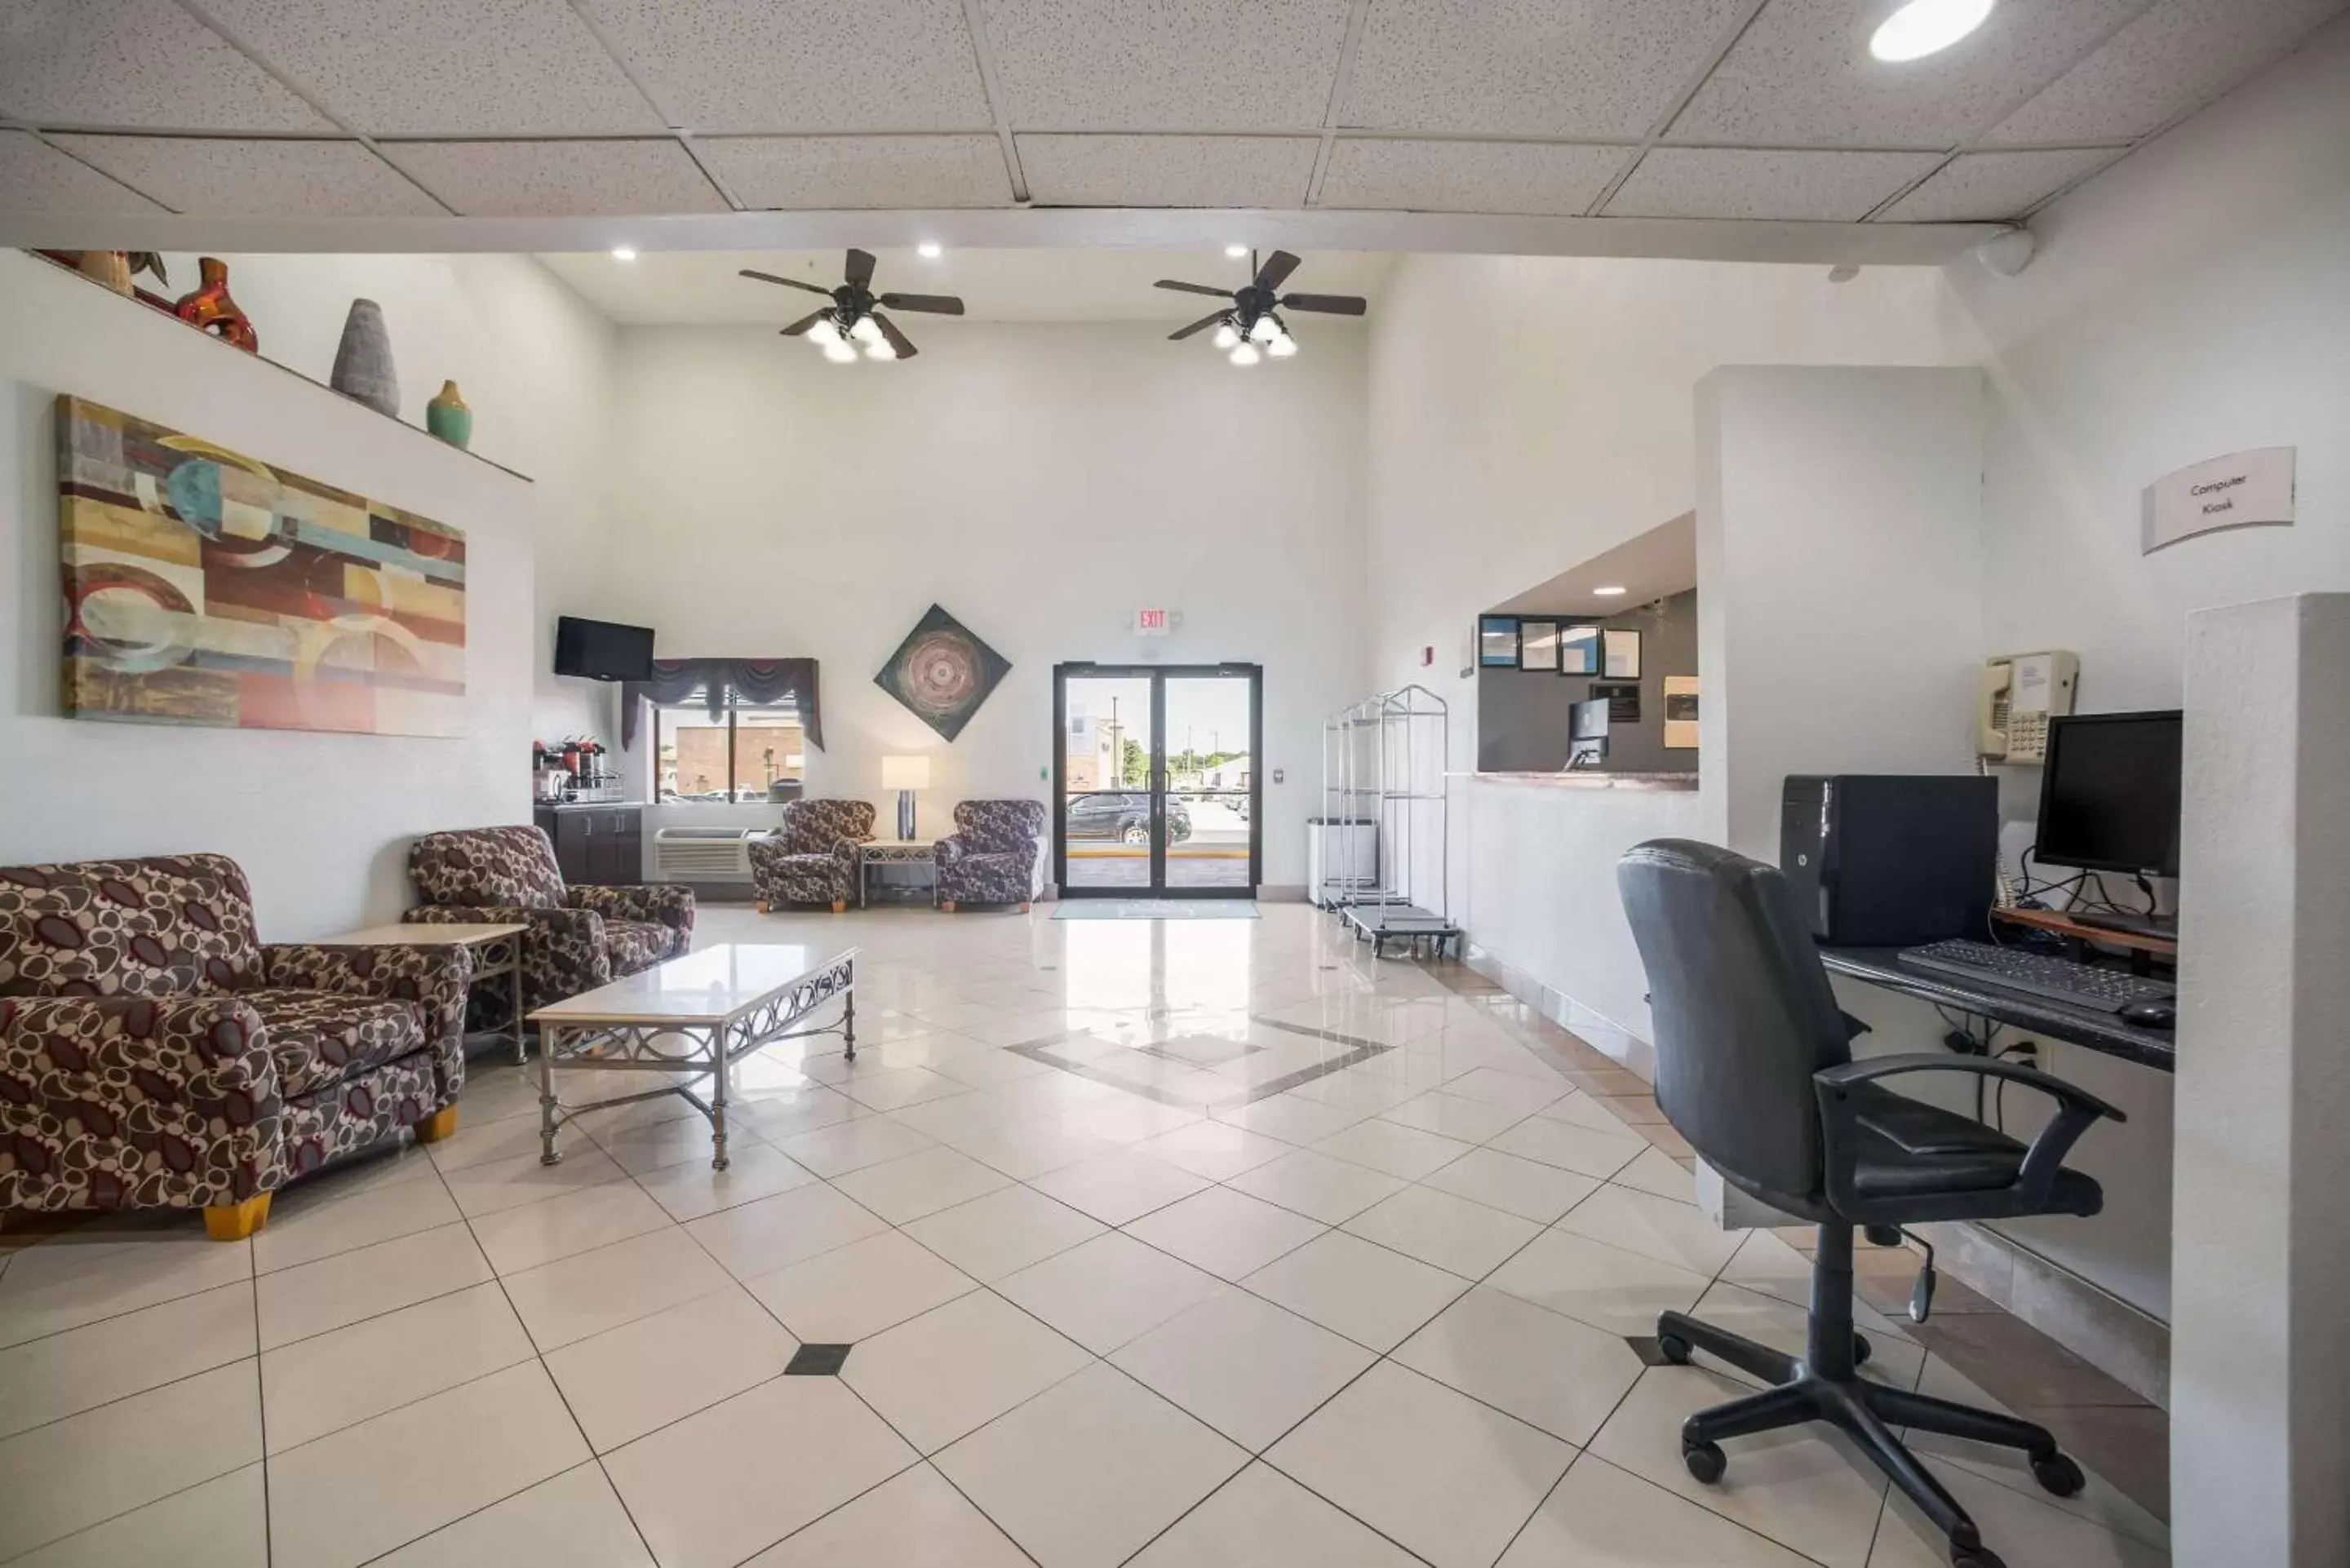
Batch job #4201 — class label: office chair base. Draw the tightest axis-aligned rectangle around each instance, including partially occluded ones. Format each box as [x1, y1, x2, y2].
[1657, 1299, 2077, 1568]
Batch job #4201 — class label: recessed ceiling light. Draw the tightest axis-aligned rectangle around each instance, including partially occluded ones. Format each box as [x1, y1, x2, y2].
[1593, 585, 1629, 596]
[1869, 0, 1993, 62]
[610, 246, 637, 262]
[917, 241, 943, 259]
[1225, 244, 1249, 259]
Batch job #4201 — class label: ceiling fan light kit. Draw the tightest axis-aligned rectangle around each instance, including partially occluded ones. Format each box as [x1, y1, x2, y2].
[1155, 249, 1368, 368]
[741, 247, 966, 364]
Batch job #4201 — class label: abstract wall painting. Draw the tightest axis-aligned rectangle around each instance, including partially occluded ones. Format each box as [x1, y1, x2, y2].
[875, 604, 1010, 742]
[56, 396, 467, 737]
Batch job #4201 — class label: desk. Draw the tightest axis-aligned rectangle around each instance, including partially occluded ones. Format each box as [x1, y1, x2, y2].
[1820, 946, 2175, 1073]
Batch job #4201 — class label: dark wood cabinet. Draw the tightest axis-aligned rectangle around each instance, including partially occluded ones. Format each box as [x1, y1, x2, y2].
[534, 804, 645, 886]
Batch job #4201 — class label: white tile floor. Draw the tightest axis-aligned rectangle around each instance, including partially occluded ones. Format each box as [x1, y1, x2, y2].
[0, 903, 2169, 1568]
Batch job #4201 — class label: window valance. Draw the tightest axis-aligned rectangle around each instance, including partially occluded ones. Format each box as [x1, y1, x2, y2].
[621, 658, 822, 751]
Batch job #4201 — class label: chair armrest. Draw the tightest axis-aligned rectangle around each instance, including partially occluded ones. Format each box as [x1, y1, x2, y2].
[261, 942, 474, 1050]
[934, 834, 971, 868]
[1815, 1054, 2125, 1217]
[406, 905, 609, 1012]
[0, 993, 284, 1210]
[569, 884, 696, 948]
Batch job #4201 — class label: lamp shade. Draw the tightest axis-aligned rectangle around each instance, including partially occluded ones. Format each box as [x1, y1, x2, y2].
[880, 755, 932, 791]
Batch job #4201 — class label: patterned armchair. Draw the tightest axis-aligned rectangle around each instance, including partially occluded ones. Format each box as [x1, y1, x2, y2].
[1, 853, 470, 1239]
[750, 800, 876, 913]
[404, 826, 694, 1012]
[935, 800, 1049, 911]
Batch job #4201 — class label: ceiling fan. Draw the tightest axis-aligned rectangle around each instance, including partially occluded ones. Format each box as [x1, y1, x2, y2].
[1156, 250, 1366, 365]
[739, 248, 964, 362]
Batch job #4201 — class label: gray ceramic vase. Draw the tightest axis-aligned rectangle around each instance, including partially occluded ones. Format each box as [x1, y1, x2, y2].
[330, 299, 399, 417]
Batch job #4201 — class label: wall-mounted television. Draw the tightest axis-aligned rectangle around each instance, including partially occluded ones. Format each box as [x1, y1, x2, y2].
[554, 616, 654, 682]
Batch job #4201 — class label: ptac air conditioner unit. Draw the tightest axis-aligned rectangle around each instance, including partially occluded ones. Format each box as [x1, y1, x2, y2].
[654, 826, 758, 880]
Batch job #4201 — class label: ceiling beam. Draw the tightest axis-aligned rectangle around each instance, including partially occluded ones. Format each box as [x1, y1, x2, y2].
[0, 204, 2006, 265]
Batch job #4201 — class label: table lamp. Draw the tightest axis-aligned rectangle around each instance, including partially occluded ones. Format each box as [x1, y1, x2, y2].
[881, 755, 932, 840]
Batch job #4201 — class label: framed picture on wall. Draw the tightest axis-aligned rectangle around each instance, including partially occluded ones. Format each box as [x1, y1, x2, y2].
[1603, 628, 1643, 679]
[1519, 620, 1560, 672]
[1478, 616, 1521, 667]
[1664, 675, 1699, 749]
[1558, 626, 1601, 676]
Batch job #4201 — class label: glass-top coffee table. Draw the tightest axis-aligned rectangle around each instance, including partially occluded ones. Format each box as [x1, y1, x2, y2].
[528, 943, 856, 1171]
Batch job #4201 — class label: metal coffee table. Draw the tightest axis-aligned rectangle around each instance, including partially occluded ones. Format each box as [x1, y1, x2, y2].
[528, 943, 856, 1171]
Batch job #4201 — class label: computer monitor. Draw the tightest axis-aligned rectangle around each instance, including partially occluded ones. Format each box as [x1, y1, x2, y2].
[2033, 711, 2184, 877]
[1571, 698, 1610, 741]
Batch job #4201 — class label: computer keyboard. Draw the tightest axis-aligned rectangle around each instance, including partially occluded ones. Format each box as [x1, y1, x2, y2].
[1896, 938, 2175, 1014]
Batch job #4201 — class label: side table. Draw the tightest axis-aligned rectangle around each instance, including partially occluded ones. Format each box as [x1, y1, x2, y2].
[320, 922, 531, 1063]
[860, 839, 938, 908]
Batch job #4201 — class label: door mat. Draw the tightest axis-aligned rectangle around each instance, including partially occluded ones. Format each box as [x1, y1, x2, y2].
[1053, 900, 1261, 920]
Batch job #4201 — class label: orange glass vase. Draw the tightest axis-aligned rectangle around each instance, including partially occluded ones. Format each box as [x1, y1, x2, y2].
[173, 257, 258, 352]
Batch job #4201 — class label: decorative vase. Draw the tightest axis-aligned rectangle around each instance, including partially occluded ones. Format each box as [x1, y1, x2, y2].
[77, 250, 133, 295]
[426, 379, 473, 449]
[330, 299, 398, 416]
[172, 257, 258, 352]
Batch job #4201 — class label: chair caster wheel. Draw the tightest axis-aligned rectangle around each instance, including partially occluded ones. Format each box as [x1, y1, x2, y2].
[1656, 1333, 1692, 1366]
[1852, 1332, 1872, 1366]
[2030, 1453, 2085, 1498]
[1682, 1440, 1726, 1484]
[1950, 1548, 2006, 1568]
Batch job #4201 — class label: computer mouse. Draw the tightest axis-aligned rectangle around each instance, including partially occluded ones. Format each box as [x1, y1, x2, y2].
[2119, 999, 2176, 1030]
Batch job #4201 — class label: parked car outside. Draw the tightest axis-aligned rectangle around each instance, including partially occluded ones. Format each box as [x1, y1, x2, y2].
[1066, 792, 1192, 844]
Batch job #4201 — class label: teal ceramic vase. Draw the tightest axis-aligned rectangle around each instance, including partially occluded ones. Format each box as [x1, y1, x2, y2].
[427, 379, 472, 449]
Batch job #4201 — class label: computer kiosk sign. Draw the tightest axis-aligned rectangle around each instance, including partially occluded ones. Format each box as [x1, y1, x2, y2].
[2142, 446, 2295, 553]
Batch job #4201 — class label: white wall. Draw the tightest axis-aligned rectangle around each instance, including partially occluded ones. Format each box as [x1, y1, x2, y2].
[149, 250, 626, 746]
[598, 321, 1368, 886]
[0, 249, 535, 936]
[1363, 255, 1960, 1033]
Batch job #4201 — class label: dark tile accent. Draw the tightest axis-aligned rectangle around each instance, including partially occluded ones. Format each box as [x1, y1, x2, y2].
[1625, 1335, 1676, 1367]
[1911, 1312, 2150, 1409]
[1005, 1017, 1393, 1110]
[2013, 1401, 2170, 1523]
[786, 1343, 852, 1376]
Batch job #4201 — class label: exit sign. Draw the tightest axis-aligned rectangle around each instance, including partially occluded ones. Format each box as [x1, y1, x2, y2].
[1135, 608, 1173, 636]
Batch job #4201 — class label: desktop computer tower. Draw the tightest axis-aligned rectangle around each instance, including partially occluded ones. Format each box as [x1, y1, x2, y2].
[1780, 775, 1998, 946]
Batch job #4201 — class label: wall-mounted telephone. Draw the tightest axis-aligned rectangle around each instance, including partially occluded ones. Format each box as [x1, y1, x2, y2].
[1976, 651, 2079, 763]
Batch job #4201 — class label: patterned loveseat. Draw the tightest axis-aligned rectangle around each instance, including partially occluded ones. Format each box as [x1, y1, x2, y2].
[750, 800, 876, 913]
[935, 800, 1049, 911]
[404, 826, 693, 1013]
[0, 853, 469, 1239]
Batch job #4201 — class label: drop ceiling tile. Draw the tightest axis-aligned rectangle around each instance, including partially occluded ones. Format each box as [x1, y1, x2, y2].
[700, 135, 1013, 209]
[979, 0, 1353, 131]
[1878, 147, 2122, 222]
[198, 0, 662, 135]
[1319, 138, 1626, 215]
[1985, 0, 2348, 144]
[0, 0, 332, 132]
[1342, 0, 1755, 139]
[0, 130, 166, 214]
[1604, 146, 1944, 221]
[386, 139, 726, 215]
[53, 135, 445, 216]
[1672, 0, 2144, 147]
[1017, 134, 1319, 207]
[575, 0, 991, 133]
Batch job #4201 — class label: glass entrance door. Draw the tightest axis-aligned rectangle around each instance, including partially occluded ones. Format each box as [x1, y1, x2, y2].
[1054, 664, 1261, 897]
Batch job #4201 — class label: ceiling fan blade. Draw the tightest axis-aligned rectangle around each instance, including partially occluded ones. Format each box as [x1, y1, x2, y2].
[876, 291, 965, 315]
[871, 310, 918, 360]
[1155, 279, 1234, 299]
[1279, 291, 1368, 316]
[778, 308, 830, 337]
[739, 268, 834, 297]
[1168, 311, 1227, 341]
[844, 247, 877, 288]
[1253, 250, 1303, 293]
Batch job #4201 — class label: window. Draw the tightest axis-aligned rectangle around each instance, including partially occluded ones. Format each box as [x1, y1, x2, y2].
[654, 689, 805, 803]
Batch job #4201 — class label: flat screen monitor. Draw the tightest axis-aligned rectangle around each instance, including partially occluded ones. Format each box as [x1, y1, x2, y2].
[2034, 711, 2184, 876]
[1570, 697, 1611, 742]
[553, 616, 654, 683]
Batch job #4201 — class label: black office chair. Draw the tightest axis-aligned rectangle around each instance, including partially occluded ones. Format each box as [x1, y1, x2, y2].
[1616, 840, 2124, 1568]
